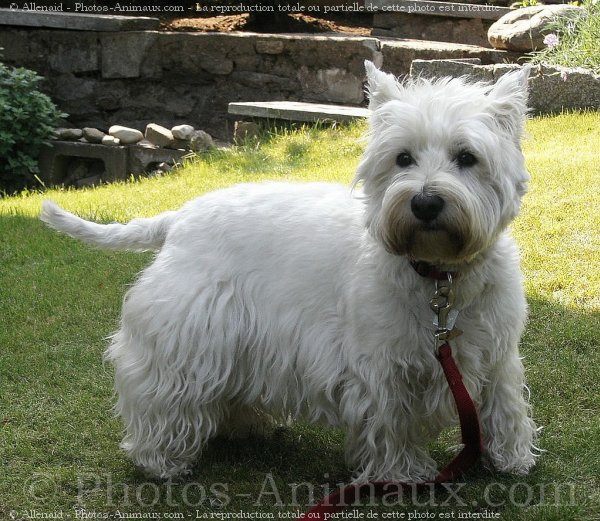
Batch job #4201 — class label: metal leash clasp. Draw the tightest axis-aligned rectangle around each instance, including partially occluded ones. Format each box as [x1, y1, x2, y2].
[430, 273, 455, 353]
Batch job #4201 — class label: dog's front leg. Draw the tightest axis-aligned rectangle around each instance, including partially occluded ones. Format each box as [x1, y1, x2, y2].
[479, 347, 538, 475]
[340, 371, 437, 483]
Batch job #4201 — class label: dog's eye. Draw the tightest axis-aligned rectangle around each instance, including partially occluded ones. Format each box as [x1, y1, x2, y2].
[456, 151, 477, 168]
[396, 152, 414, 168]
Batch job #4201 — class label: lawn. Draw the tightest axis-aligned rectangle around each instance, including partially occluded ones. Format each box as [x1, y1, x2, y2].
[0, 113, 599, 521]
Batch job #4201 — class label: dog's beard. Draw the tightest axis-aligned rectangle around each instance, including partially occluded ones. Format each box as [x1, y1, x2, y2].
[407, 227, 463, 261]
[372, 182, 493, 264]
[377, 215, 464, 262]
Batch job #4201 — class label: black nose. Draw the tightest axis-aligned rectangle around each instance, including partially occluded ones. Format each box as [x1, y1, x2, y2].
[411, 194, 445, 222]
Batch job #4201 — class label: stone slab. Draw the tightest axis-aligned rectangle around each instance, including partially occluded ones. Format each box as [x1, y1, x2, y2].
[381, 38, 504, 54]
[366, 0, 510, 20]
[0, 9, 160, 31]
[410, 58, 494, 82]
[228, 101, 370, 123]
[380, 39, 517, 75]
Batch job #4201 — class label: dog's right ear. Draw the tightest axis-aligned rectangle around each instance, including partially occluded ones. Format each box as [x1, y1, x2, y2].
[486, 65, 531, 138]
[364, 60, 400, 110]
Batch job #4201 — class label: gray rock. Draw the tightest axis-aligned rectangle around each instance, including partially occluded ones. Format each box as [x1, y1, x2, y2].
[528, 64, 600, 115]
[166, 138, 191, 151]
[109, 125, 143, 145]
[189, 130, 215, 152]
[82, 127, 106, 144]
[136, 139, 158, 149]
[49, 38, 99, 74]
[320, 67, 365, 104]
[202, 56, 234, 75]
[145, 123, 174, 147]
[102, 135, 121, 146]
[171, 124, 195, 140]
[100, 32, 158, 79]
[488, 5, 584, 52]
[255, 39, 285, 55]
[297, 66, 364, 105]
[56, 128, 83, 140]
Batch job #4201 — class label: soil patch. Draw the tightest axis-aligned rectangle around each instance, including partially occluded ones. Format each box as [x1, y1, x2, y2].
[161, 12, 372, 35]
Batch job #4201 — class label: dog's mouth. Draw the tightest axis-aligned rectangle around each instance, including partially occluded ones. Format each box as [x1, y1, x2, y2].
[380, 227, 460, 259]
[416, 221, 444, 232]
[409, 227, 462, 257]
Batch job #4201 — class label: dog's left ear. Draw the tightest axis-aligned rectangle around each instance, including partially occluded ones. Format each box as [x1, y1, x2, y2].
[364, 60, 401, 110]
[487, 65, 531, 137]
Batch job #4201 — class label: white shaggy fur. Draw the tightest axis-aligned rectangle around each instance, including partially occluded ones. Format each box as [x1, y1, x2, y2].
[41, 62, 538, 482]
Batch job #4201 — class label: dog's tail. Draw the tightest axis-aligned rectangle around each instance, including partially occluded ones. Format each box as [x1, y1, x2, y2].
[40, 200, 176, 251]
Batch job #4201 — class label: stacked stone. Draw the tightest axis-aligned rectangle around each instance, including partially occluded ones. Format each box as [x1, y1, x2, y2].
[53, 123, 215, 153]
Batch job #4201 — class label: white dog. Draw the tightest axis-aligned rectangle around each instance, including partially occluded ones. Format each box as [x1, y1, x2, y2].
[41, 61, 538, 482]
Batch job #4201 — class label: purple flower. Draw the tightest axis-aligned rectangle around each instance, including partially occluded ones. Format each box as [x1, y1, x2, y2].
[560, 70, 569, 82]
[543, 33, 560, 49]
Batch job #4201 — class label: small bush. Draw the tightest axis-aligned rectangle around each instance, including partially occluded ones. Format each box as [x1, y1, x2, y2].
[528, 0, 600, 73]
[0, 62, 66, 194]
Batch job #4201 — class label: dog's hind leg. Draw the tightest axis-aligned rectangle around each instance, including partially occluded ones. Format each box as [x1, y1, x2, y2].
[104, 268, 242, 478]
[107, 325, 228, 478]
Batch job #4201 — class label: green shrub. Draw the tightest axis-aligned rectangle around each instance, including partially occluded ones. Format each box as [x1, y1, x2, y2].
[528, 0, 600, 73]
[0, 62, 66, 194]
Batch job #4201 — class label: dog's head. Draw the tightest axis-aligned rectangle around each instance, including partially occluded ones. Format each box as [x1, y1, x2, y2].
[356, 61, 530, 265]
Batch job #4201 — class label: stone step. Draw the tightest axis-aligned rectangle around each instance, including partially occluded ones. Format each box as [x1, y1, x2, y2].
[0, 8, 160, 31]
[380, 39, 518, 75]
[228, 101, 371, 123]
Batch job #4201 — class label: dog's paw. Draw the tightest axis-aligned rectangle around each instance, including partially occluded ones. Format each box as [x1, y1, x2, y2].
[352, 455, 438, 484]
[484, 451, 537, 476]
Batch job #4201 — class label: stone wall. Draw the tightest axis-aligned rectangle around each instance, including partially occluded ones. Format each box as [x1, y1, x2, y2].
[0, 29, 382, 139]
[0, 25, 516, 139]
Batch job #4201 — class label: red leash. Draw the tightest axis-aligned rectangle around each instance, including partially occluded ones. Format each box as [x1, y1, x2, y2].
[297, 342, 484, 520]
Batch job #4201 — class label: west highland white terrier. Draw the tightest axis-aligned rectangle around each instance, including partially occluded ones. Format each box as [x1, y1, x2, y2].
[41, 61, 538, 482]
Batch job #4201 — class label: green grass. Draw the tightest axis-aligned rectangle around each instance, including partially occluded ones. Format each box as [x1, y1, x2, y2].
[1, 114, 599, 520]
[528, 0, 600, 74]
